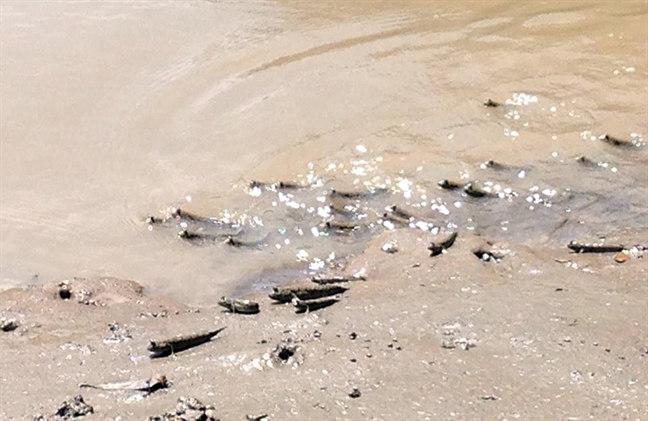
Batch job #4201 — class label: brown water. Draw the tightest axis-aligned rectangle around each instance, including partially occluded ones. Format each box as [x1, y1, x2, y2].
[1, 0, 646, 304]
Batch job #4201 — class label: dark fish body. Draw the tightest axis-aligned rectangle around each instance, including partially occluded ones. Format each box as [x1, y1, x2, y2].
[329, 200, 358, 217]
[482, 160, 516, 171]
[463, 183, 493, 198]
[146, 216, 164, 225]
[325, 220, 361, 231]
[80, 375, 168, 393]
[148, 327, 226, 358]
[218, 297, 260, 314]
[292, 296, 339, 313]
[170, 207, 212, 223]
[575, 155, 599, 167]
[223, 235, 264, 248]
[483, 99, 501, 108]
[387, 205, 416, 221]
[428, 232, 459, 257]
[329, 188, 385, 199]
[269, 284, 348, 303]
[311, 275, 352, 285]
[568, 241, 625, 253]
[383, 211, 410, 226]
[249, 180, 309, 190]
[438, 179, 465, 190]
[600, 134, 634, 148]
[178, 230, 225, 242]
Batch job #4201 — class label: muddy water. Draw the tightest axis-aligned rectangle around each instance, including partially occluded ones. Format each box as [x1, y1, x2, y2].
[1, 0, 646, 304]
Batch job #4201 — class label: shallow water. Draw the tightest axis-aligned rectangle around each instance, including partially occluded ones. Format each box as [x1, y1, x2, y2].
[1, 0, 646, 304]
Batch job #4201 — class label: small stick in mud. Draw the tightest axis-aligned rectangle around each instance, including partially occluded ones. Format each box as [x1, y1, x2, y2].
[428, 232, 458, 257]
[567, 241, 625, 254]
[80, 374, 168, 394]
[483, 99, 501, 108]
[599, 134, 634, 148]
[147, 327, 226, 358]
[269, 284, 348, 303]
[218, 297, 260, 314]
[438, 179, 465, 190]
[292, 295, 340, 313]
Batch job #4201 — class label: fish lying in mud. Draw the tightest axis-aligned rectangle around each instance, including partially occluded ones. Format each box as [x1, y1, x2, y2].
[148, 327, 226, 358]
[599, 134, 635, 149]
[463, 183, 495, 198]
[292, 296, 340, 313]
[428, 232, 458, 257]
[218, 297, 260, 314]
[170, 207, 214, 223]
[329, 187, 386, 199]
[249, 180, 311, 190]
[324, 220, 363, 232]
[438, 179, 466, 190]
[269, 284, 348, 303]
[567, 241, 625, 253]
[483, 99, 502, 108]
[80, 375, 168, 394]
[311, 275, 354, 285]
[178, 230, 229, 243]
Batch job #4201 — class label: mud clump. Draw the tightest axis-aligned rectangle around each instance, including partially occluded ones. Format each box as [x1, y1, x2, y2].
[35, 395, 94, 419]
[0, 318, 19, 332]
[148, 396, 219, 421]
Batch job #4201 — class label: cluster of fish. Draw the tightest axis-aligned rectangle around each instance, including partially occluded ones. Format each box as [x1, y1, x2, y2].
[218, 274, 355, 316]
[147, 208, 261, 248]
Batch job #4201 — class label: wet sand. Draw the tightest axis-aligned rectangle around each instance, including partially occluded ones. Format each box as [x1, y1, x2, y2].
[1, 0, 647, 419]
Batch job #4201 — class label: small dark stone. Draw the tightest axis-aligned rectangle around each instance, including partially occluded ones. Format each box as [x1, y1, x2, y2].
[348, 332, 357, 340]
[605, 348, 611, 353]
[348, 388, 361, 398]
[350, 358, 357, 363]
[396, 346, 402, 351]
[0, 319, 18, 332]
[555, 288, 564, 292]
[387, 343, 393, 348]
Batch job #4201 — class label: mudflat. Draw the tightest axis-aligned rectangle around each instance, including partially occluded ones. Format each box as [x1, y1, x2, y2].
[1, 229, 647, 419]
[1, 0, 647, 419]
